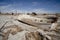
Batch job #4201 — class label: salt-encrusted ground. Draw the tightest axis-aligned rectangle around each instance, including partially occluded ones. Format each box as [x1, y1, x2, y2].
[0, 15, 60, 40]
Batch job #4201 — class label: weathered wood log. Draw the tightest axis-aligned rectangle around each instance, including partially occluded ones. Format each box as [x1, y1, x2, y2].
[0, 21, 8, 32]
[25, 31, 42, 40]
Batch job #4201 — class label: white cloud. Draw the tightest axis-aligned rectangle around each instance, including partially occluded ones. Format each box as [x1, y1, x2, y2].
[0, 3, 23, 13]
[32, 2, 38, 6]
[0, 3, 52, 13]
[0, 4, 12, 10]
[30, 8, 50, 13]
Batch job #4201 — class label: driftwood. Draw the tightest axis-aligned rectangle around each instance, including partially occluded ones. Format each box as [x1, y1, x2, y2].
[1, 26, 52, 40]
[37, 29, 51, 40]
[2, 30, 10, 40]
[25, 31, 51, 40]
[1, 25, 23, 40]
[0, 21, 8, 32]
[25, 31, 41, 40]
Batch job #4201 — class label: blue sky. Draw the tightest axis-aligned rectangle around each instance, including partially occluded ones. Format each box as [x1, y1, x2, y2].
[0, 0, 60, 13]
